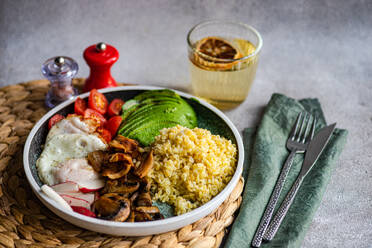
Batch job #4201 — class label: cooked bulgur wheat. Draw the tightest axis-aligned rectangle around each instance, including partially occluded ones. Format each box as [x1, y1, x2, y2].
[147, 125, 237, 215]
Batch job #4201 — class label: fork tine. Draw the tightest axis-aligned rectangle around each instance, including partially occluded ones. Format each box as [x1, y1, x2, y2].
[301, 115, 312, 143]
[296, 113, 307, 142]
[306, 117, 317, 143]
[290, 113, 302, 140]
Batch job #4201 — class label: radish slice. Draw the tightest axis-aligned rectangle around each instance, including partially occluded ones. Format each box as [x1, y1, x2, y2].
[41, 185, 73, 211]
[78, 180, 104, 193]
[63, 192, 95, 204]
[51, 181, 79, 193]
[60, 194, 91, 209]
[71, 206, 96, 218]
[79, 187, 99, 193]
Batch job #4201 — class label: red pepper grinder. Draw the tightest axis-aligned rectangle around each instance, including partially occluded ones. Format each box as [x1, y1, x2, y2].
[83, 42, 119, 92]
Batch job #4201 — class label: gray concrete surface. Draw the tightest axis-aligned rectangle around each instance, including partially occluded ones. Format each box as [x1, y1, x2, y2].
[1, 0, 371, 247]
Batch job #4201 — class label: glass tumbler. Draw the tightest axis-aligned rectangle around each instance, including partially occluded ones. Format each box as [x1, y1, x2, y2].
[187, 20, 262, 109]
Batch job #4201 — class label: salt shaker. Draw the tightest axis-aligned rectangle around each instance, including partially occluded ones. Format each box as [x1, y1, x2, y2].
[42, 56, 79, 108]
[83, 42, 119, 92]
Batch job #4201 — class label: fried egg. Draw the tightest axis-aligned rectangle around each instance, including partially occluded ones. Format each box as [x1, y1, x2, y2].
[46, 116, 98, 142]
[51, 158, 103, 187]
[37, 133, 106, 185]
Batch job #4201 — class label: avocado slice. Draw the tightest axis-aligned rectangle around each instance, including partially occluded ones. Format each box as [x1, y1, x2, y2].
[119, 90, 197, 146]
[121, 105, 192, 137]
[127, 120, 182, 146]
[121, 99, 140, 120]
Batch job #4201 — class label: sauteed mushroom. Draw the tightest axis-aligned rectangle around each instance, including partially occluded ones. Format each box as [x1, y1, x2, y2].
[130, 191, 139, 203]
[126, 210, 135, 222]
[136, 192, 152, 207]
[135, 206, 160, 214]
[109, 135, 139, 153]
[87, 150, 107, 172]
[102, 178, 140, 194]
[152, 212, 165, 221]
[108, 153, 133, 164]
[89, 134, 161, 223]
[135, 211, 153, 222]
[94, 193, 130, 222]
[134, 150, 153, 178]
[139, 177, 151, 192]
[102, 162, 132, 179]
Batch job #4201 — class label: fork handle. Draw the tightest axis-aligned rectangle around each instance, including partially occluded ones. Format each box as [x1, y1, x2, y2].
[263, 175, 304, 241]
[251, 151, 297, 247]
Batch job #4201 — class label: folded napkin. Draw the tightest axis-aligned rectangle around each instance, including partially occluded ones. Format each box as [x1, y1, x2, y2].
[225, 93, 348, 248]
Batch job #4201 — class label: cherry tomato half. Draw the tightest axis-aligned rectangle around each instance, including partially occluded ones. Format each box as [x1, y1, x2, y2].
[74, 97, 87, 116]
[84, 108, 107, 126]
[48, 114, 64, 129]
[97, 127, 112, 143]
[105, 116, 123, 136]
[88, 89, 108, 115]
[107, 99, 125, 117]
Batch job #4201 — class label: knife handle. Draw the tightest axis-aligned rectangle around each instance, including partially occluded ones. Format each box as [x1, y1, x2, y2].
[251, 151, 297, 247]
[263, 176, 304, 241]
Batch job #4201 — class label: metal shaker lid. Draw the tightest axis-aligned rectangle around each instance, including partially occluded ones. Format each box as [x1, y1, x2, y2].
[42, 56, 78, 80]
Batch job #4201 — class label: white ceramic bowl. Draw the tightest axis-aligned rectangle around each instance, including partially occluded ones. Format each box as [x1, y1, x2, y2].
[23, 86, 244, 236]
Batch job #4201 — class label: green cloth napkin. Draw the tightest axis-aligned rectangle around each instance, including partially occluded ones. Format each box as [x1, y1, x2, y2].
[225, 93, 348, 248]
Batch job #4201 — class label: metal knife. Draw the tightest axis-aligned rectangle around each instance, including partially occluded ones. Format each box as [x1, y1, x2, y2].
[262, 123, 336, 241]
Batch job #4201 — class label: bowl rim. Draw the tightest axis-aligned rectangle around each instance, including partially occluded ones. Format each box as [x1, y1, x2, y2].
[23, 85, 244, 228]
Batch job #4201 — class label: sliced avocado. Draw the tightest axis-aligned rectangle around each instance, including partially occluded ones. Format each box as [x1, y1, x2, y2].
[119, 89, 197, 146]
[124, 102, 180, 124]
[140, 96, 182, 105]
[121, 106, 192, 137]
[127, 120, 181, 146]
[121, 99, 140, 120]
[121, 104, 183, 135]
[133, 89, 178, 101]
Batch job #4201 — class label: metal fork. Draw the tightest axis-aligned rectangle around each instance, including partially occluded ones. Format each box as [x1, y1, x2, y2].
[251, 112, 316, 247]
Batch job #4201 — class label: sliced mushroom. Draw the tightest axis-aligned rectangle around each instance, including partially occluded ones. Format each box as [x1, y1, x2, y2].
[129, 191, 139, 203]
[102, 162, 132, 179]
[134, 211, 152, 222]
[134, 150, 153, 178]
[116, 135, 139, 151]
[152, 212, 165, 221]
[87, 150, 107, 172]
[135, 206, 159, 214]
[131, 149, 143, 163]
[139, 177, 151, 193]
[136, 192, 152, 206]
[109, 139, 125, 151]
[109, 135, 139, 153]
[108, 153, 133, 164]
[126, 210, 135, 222]
[93, 193, 130, 222]
[102, 178, 140, 194]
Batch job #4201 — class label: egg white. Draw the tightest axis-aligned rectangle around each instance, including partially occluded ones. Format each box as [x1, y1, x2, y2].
[46, 116, 96, 142]
[37, 133, 106, 185]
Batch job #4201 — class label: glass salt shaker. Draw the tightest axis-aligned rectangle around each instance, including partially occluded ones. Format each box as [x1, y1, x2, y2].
[42, 56, 79, 108]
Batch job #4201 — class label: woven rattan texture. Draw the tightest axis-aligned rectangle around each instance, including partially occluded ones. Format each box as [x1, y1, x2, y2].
[0, 79, 244, 248]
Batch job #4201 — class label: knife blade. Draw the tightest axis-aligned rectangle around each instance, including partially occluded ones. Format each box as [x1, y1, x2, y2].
[262, 123, 336, 241]
[299, 122, 336, 177]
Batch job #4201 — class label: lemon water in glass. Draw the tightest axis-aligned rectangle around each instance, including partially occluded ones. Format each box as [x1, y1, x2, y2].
[187, 20, 262, 109]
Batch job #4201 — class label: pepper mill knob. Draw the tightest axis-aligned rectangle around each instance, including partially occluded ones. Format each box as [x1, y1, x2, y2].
[96, 42, 107, 52]
[83, 42, 119, 92]
[42, 56, 79, 108]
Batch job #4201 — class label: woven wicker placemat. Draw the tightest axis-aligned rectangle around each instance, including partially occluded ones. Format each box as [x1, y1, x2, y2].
[0, 78, 244, 248]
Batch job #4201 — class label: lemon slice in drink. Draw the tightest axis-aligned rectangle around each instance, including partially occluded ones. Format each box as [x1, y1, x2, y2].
[193, 37, 242, 70]
[234, 38, 256, 57]
[197, 37, 242, 59]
